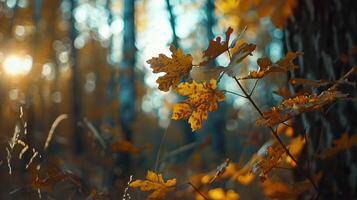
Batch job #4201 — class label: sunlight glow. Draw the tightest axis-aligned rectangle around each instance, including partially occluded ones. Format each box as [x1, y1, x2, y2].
[3, 54, 32, 76]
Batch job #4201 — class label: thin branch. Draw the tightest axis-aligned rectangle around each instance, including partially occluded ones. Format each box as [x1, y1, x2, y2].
[154, 121, 172, 172]
[217, 70, 226, 83]
[188, 182, 209, 200]
[83, 118, 107, 150]
[249, 79, 260, 96]
[161, 141, 198, 163]
[223, 90, 247, 98]
[233, 77, 319, 192]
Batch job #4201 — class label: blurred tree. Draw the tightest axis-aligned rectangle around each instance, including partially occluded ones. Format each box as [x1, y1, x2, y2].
[165, 0, 196, 158]
[201, 0, 226, 155]
[285, 0, 357, 198]
[70, 0, 83, 154]
[116, 0, 136, 178]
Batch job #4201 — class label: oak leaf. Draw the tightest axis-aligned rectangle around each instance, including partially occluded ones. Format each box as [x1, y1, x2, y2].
[256, 90, 348, 126]
[200, 27, 233, 65]
[239, 52, 302, 80]
[129, 170, 176, 199]
[172, 79, 225, 131]
[147, 45, 193, 91]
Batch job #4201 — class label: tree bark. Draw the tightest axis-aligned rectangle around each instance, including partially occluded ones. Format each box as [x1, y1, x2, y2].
[285, 0, 357, 198]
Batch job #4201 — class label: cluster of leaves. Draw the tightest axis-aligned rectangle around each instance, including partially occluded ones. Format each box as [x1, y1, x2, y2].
[257, 78, 351, 127]
[130, 26, 356, 199]
[147, 27, 256, 131]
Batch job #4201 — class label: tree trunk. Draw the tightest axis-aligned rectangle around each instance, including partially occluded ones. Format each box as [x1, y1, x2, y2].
[202, 0, 226, 155]
[285, 0, 357, 199]
[116, 0, 136, 178]
[70, 0, 83, 154]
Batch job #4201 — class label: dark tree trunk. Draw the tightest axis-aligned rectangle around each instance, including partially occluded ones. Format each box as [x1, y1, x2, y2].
[70, 0, 83, 154]
[116, 0, 136, 178]
[165, 0, 196, 156]
[202, 0, 226, 155]
[285, 0, 357, 199]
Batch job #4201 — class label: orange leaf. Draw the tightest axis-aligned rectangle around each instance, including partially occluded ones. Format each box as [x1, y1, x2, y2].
[239, 52, 302, 80]
[200, 27, 233, 65]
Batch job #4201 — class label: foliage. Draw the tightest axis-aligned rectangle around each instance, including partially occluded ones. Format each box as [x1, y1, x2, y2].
[172, 79, 225, 131]
[129, 170, 176, 199]
[0, 1, 356, 199]
[132, 25, 356, 199]
[147, 45, 193, 92]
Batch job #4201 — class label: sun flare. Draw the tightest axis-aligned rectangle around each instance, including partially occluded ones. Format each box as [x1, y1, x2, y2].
[2, 54, 32, 76]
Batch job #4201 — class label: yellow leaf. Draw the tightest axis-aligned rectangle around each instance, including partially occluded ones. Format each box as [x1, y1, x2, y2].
[129, 170, 176, 199]
[147, 45, 193, 91]
[172, 79, 225, 131]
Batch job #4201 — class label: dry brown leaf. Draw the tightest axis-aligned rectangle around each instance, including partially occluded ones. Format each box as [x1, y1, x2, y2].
[200, 27, 233, 65]
[239, 52, 302, 80]
[147, 45, 193, 91]
[256, 90, 348, 126]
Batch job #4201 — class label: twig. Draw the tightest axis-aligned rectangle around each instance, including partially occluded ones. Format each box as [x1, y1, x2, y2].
[249, 79, 260, 96]
[223, 90, 247, 98]
[83, 118, 107, 150]
[154, 121, 172, 172]
[188, 182, 209, 200]
[160, 141, 198, 163]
